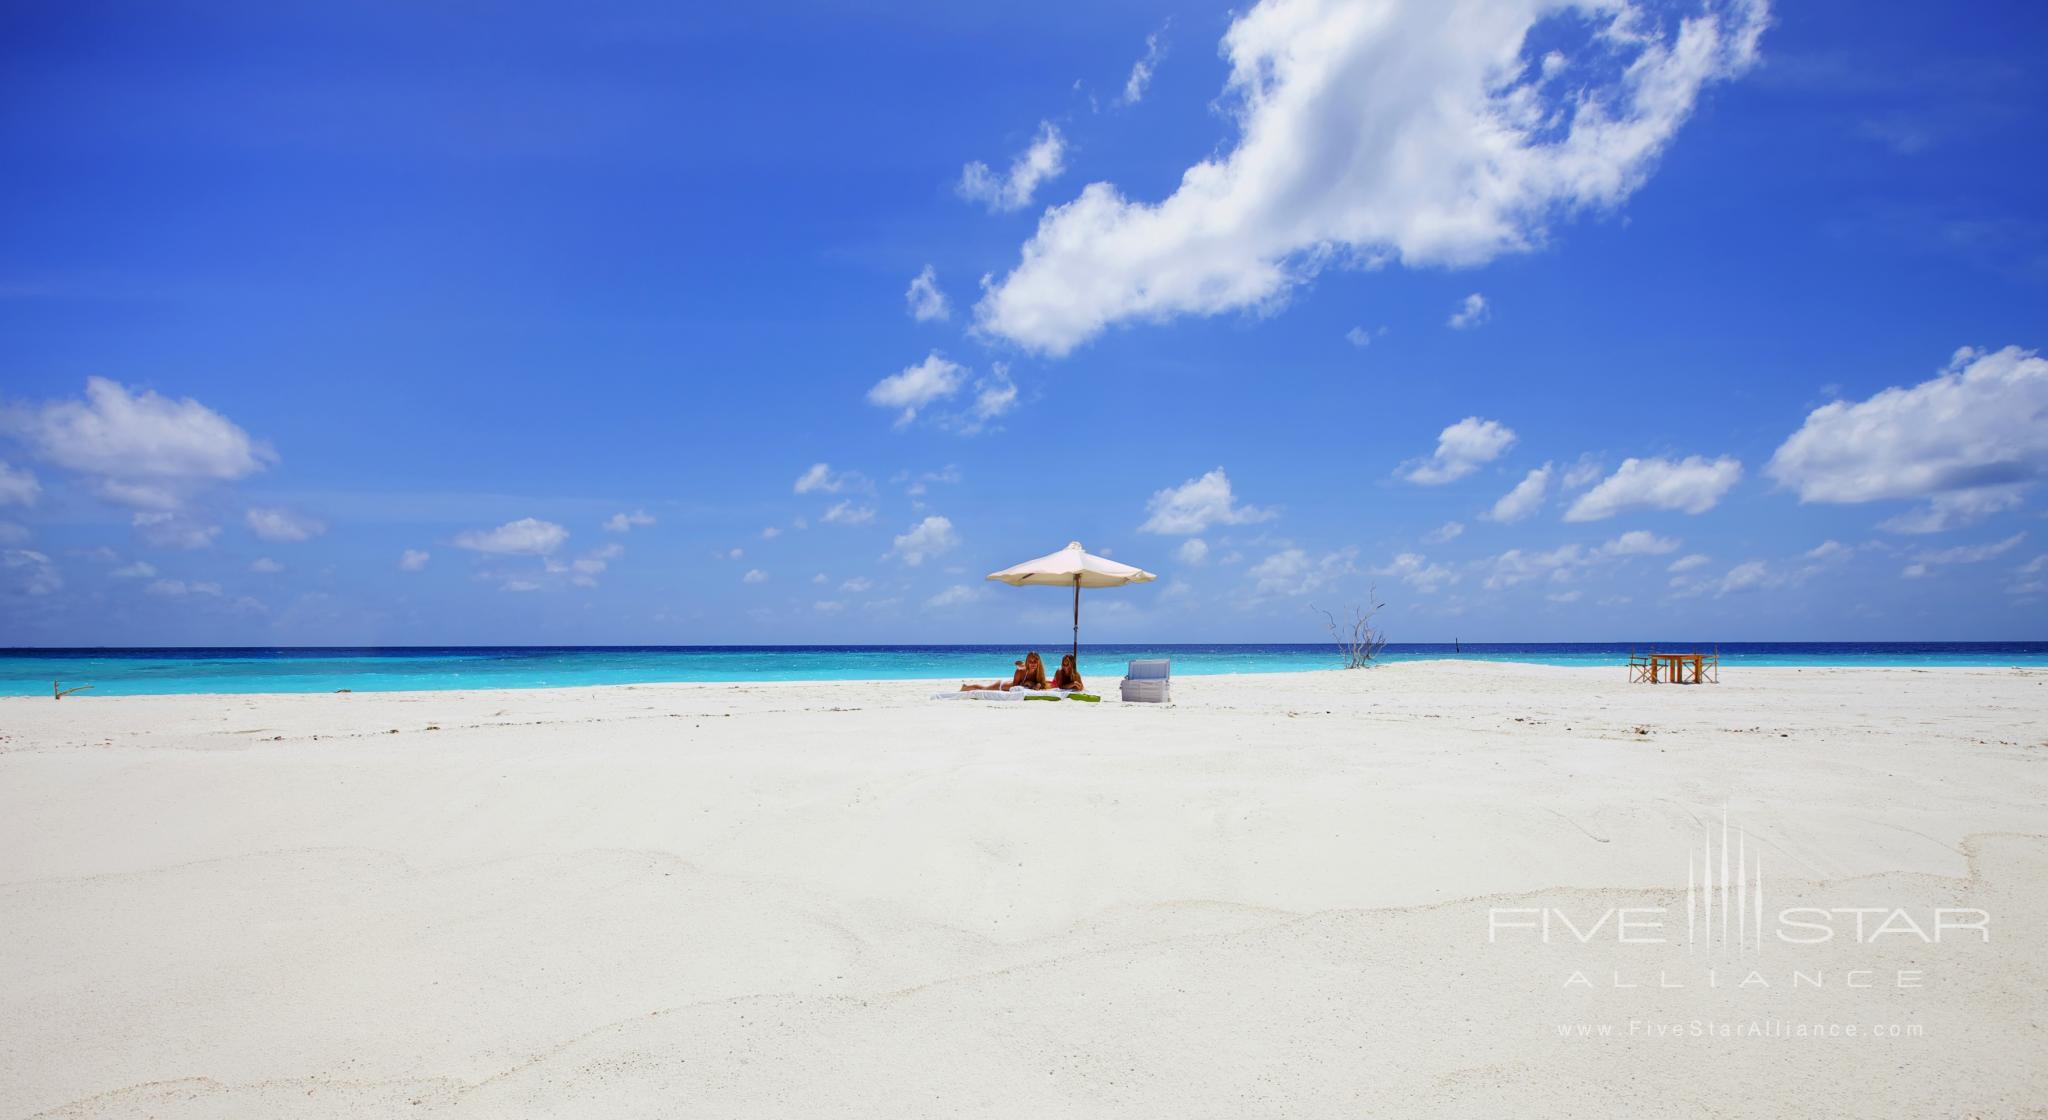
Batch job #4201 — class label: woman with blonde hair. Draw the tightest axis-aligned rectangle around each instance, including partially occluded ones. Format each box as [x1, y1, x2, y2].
[960, 650, 1049, 691]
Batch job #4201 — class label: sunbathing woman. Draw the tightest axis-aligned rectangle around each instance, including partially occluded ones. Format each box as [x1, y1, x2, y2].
[960, 650, 1048, 691]
[1050, 654, 1083, 691]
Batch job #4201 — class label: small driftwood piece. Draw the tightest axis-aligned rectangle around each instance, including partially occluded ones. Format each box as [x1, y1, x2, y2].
[54, 682, 95, 700]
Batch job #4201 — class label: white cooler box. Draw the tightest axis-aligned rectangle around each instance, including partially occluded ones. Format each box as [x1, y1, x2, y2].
[1119, 659, 1171, 703]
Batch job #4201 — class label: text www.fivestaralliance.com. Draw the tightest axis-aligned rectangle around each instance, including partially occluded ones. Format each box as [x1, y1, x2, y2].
[1557, 1021, 1925, 1040]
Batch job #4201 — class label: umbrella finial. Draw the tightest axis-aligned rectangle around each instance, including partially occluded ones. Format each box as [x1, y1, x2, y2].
[1067, 540, 1083, 550]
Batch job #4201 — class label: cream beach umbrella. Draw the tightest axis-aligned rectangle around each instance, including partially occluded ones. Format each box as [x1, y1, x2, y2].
[987, 541, 1156, 661]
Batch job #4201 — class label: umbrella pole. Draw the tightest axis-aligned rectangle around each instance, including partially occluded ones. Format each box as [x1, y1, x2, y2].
[1072, 575, 1080, 662]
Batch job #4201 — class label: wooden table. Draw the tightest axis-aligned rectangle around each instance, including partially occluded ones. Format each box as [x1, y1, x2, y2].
[1648, 652, 1704, 684]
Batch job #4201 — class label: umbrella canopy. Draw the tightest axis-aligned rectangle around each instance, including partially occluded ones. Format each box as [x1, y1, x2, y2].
[987, 541, 1155, 659]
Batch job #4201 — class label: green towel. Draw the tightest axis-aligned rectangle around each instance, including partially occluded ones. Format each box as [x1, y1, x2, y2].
[1023, 694, 1062, 702]
[1066, 693, 1101, 703]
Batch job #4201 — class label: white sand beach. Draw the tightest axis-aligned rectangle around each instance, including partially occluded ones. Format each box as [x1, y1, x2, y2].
[3, 661, 2045, 1118]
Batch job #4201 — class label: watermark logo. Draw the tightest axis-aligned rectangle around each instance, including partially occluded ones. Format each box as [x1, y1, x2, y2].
[1687, 810, 1763, 952]
[1487, 809, 1990, 954]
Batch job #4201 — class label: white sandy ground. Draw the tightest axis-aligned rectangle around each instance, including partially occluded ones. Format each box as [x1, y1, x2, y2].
[1, 661, 2046, 1118]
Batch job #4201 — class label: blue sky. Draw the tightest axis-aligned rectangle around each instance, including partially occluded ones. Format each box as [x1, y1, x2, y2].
[2, 0, 2046, 645]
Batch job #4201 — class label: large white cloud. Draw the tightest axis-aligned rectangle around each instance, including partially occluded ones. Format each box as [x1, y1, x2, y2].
[1565, 455, 1742, 520]
[1767, 345, 2048, 533]
[975, 0, 1768, 355]
[3, 377, 272, 507]
[1140, 468, 1275, 534]
[1403, 417, 1516, 485]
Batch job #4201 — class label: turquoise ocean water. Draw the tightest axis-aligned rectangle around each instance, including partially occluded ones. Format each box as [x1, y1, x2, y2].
[1, 643, 2044, 696]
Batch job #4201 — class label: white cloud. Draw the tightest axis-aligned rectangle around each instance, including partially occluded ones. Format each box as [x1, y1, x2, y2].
[145, 577, 222, 598]
[1376, 551, 1457, 593]
[926, 584, 980, 609]
[1344, 326, 1376, 348]
[399, 549, 431, 572]
[905, 265, 950, 322]
[965, 365, 1018, 428]
[1901, 532, 2025, 579]
[249, 557, 284, 574]
[957, 121, 1067, 213]
[3, 549, 60, 595]
[1403, 417, 1516, 485]
[132, 511, 220, 550]
[244, 506, 325, 543]
[1177, 538, 1210, 566]
[794, 464, 835, 494]
[815, 599, 847, 613]
[501, 579, 541, 593]
[1120, 27, 1168, 105]
[841, 576, 874, 593]
[867, 352, 968, 427]
[973, 0, 1766, 355]
[1598, 529, 1681, 557]
[454, 517, 568, 555]
[1140, 467, 1276, 534]
[1767, 346, 2048, 532]
[742, 568, 768, 584]
[1424, 521, 1465, 544]
[1250, 547, 1357, 597]
[1709, 560, 1772, 595]
[0, 461, 39, 506]
[1565, 455, 1743, 521]
[603, 510, 655, 532]
[888, 516, 959, 566]
[794, 463, 871, 495]
[822, 500, 876, 525]
[900, 465, 962, 496]
[1561, 456, 1604, 489]
[1485, 463, 1551, 521]
[761, 526, 781, 540]
[1546, 589, 1582, 604]
[1877, 488, 2023, 535]
[110, 560, 156, 579]
[1447, 292, 1490, 330]
[1667, 552, 1711, 573]
[1482, 543, 1585, 589]
[939, 366, 1022, 436]
[1481, 534, 1676, 591]
[556, 542, 625, 586]
[4, 377, 272, 507]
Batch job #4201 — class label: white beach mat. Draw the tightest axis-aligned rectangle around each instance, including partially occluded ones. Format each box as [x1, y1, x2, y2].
[932, 687, 1078, 701]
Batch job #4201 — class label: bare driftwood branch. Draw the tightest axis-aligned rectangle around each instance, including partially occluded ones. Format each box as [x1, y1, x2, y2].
[1312, 586, 1389, 669]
